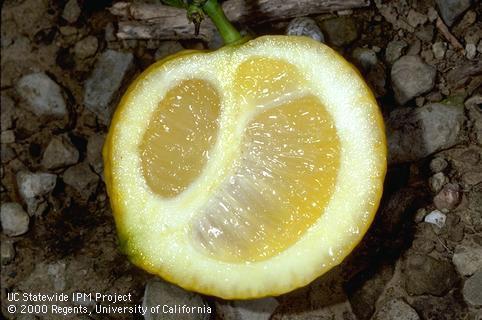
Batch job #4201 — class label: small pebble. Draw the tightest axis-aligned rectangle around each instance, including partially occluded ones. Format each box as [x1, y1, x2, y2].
[414, 208, 427, 223]
[430, 157, 448, 173]
[286, 17, 324, 43]
[466, 43, 477, 60]
[432, 42, 447, 59]
[407, 9, 427, 27]
[434, 183, 461, 211]
[463, 269, 482, 306]
[1, 241, 15, 265]
[1, 202, 30, 237]
[1, 130, 15, 144]
[424, 210, 446, 228]
[62, 0, 81, 24]
[429, 172, 448, 193]
[351, 47, 378, 71]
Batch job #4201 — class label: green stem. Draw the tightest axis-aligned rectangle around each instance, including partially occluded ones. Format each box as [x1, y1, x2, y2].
[201, 0, 242, 45]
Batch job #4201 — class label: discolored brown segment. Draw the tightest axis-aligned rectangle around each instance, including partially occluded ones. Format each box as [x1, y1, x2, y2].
[192, 95, 341, 263]
[140, 79, 220, 197]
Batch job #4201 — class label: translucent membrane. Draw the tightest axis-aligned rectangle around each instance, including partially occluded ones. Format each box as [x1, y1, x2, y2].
[140, 80, 220, 197]
[191, 58, 341, 263]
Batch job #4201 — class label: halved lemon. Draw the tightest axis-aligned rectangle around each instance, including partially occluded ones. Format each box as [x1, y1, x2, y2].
[103, 36, 386, 299]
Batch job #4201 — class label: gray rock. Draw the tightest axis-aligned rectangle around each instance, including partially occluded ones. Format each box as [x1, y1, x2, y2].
[373, 299, 419, 320]
[407, 9, 427, 27]
[216, 298, 279, 320]
[432, 42, 447, 59]
[276, 300, 354, 320]
[385, 40, 407, 64]
[74, 36, 98, 60]
[415, 25, 434, 42]
[1, 240, 15, 265]
[351, 48, 378, 72]
[142, 279, 210, 320]
[430, 157, 448, 173]
[41, 135, 79, 169]
[84, 50, 134, 124]
[466, 43, 477, 60]
[387, 103, 465, 164]
[16, 72, 67, 117]
[404, 254, 458, 296]
[63, 162, 99, 200]
[320, 16, 358, 47]
[154, 41, 184, 61]
[1, 130, 15, 144]
[16, 171, 57, 216]
[463, 269, 482, 306]
[436, 0, 472, 26]
[391, 55, 436, 104]
[286, 17, 324, 42]
[348, 264, 394, 320]
[1, 95, 15, 130]
[87, 133, 105, 174]
[424, 210, 446, 228]
[406, 40, 422, 56]
[453, 245, 482, 276]
[62, 0, 81, 23]
[410, 293, 466, 320]
[433, 183, 461, 211]
[1, 202, 29, 236]
[429, 172, 448, 193]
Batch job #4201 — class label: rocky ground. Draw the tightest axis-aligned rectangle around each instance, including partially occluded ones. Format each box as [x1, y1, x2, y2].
[1, 0, 481, 319]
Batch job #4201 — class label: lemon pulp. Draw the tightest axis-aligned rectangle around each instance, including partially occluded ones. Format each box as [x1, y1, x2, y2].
[140, 57, 340, 263]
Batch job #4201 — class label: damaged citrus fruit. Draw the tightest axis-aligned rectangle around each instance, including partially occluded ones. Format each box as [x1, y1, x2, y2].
[103, 0, 386, 299]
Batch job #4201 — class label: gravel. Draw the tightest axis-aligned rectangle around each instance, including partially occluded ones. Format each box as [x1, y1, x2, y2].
[63, 162, 99, 201]
[430, 157, 448, 173]
[84, 50, 134, 124]
[154, 41, 184, 60]
[1, 94, 15, 130]
[429, 172, 448, 193]
[142, 279, 210, 320]
[387, 103, 465, 164]
[1, 202, 30, 236]
[373, 299, 420, 320]
[404, 254, 458, 296]
[463, 269, 482, 306]
[286, 17, 324, 42]
[351, 47, 378, 72]
[452, 245, 482, 276]
[432, 42, 447, 59]
[320, 16, 358, 47]
[433, 183, 461, 211]
[62, 0, 81, 23]
[1, 240, 15, 265]
[16, 171, 57, 216]
[16, 72, 67, 118]
[391, 55, 436, 104]
[41, 135, 79, 169]
[216, 297, 279, 320]
[74, 36, 98, 60]
[424, 210, 446, 228]
[435, 0, 473, 27]
[87, 133, 105, 174]
[385, 40, 407, 64]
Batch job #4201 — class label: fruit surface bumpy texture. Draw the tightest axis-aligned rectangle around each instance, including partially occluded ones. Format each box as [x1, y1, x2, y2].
[103, 36, 386, 299]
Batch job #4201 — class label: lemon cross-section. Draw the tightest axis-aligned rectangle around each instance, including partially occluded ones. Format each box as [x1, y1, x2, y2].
[103, 36, 387, 299]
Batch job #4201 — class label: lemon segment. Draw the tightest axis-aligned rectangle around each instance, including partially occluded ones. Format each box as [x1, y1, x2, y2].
[140, 79, 220, 198]
[103, 36, 387, 299]
[192, 95, 340, 263]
